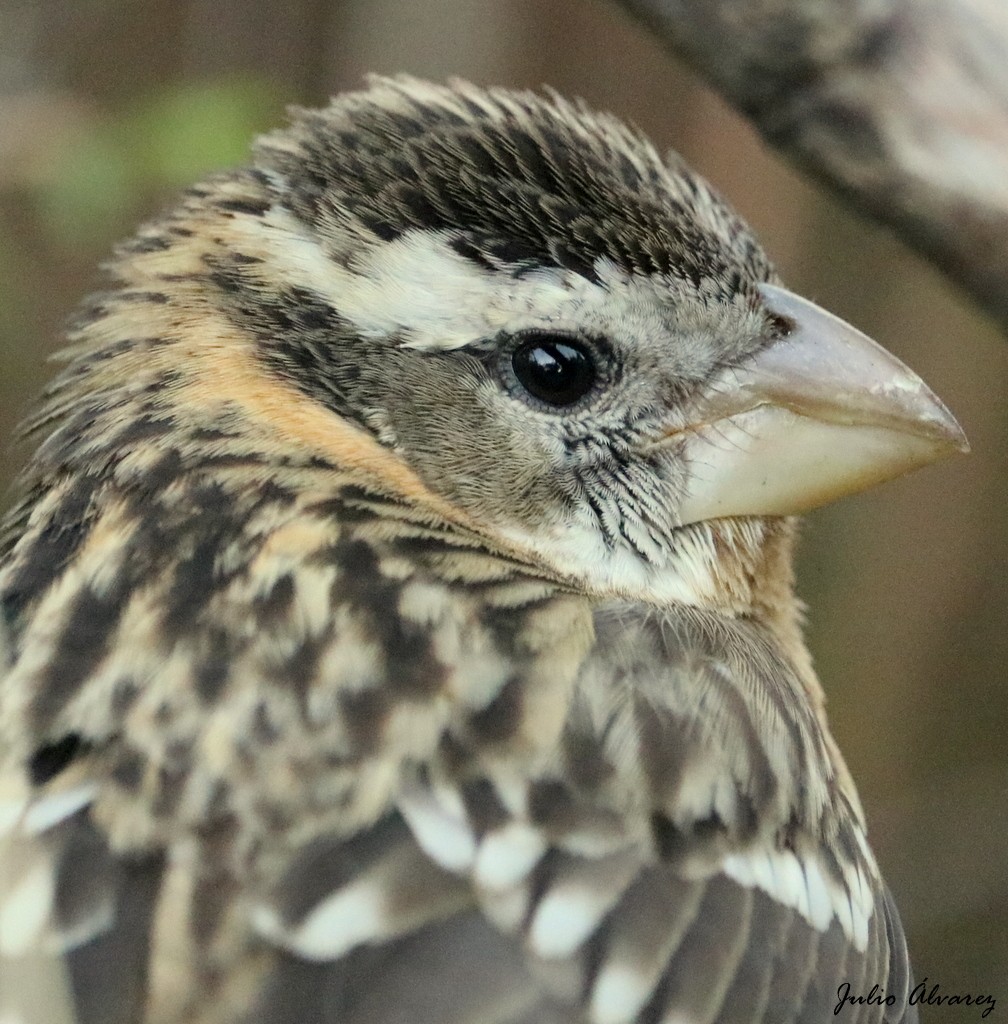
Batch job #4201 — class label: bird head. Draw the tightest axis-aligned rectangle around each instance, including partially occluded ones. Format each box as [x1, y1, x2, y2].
[13, 76, 967, 620]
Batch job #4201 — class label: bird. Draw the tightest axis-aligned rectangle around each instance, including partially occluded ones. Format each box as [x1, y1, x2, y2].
[0, 76, 967, 1024]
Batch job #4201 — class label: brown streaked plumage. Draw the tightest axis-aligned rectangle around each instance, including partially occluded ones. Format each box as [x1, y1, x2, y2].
[0, 76, 965, 1024]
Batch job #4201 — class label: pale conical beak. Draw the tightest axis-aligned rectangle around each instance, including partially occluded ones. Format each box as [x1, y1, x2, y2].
[676, 283, 969, 526]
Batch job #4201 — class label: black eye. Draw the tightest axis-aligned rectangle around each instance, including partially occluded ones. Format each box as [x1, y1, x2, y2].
[511, 333, 596, 407]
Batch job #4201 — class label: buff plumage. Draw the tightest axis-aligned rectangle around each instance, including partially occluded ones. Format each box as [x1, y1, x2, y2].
[0, 77, 965, 1024]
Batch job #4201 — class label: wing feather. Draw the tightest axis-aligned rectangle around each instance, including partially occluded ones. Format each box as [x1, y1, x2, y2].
[1, 601, 916, 1024]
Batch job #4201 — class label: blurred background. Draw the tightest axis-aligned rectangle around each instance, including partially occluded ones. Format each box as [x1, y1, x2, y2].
[1, 0, 1005, 1005]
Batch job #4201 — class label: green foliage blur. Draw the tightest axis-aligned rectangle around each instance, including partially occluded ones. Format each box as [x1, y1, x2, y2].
[37, 78, 285, 245]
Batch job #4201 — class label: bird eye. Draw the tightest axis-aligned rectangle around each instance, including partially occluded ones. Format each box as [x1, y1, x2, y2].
[510, 333, 596, 407]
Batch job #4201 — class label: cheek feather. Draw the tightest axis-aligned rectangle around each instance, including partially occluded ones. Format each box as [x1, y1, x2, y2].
[97, 284, 478, 534]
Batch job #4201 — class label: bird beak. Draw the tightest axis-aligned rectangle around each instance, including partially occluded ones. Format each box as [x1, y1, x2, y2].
[676, 283, 969, 526]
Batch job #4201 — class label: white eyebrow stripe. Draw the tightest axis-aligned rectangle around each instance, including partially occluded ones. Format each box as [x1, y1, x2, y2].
[235, 209, 684, 352]
[247, 211, 596, 347]
[342, 233, 580, 348]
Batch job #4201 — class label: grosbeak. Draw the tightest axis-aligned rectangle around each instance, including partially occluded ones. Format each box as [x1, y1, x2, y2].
[0, 77, 966, 1024]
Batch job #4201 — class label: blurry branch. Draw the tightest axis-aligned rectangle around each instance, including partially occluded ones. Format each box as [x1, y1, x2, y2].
[611, 0, 1008, 331]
